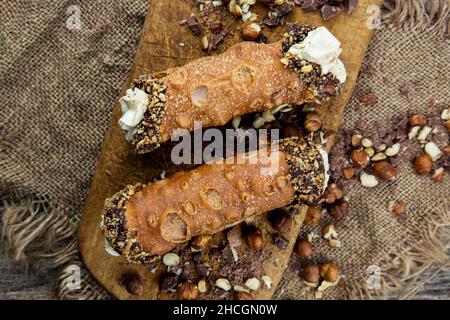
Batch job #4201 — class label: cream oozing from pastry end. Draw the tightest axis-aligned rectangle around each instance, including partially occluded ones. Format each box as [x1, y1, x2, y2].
[104, 237, 120, 256]
[318, 145, 330, 191]
[118, 88, 149, 141]
[288, 26, 347, 83]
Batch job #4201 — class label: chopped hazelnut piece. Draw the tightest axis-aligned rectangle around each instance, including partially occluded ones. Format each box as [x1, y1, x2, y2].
[304, 206, 321, 225]
[388, 200, 405, 215]
[178, 281, 199, 300]
[319, 262, 340, 283]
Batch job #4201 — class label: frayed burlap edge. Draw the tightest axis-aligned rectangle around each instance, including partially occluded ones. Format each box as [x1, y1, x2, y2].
[382, 0, 450, 38]
[345, 199, 450, 299]
[1, 196, 76, 272]
[0, 0, 449, 300]
[0, 196, 110, 299]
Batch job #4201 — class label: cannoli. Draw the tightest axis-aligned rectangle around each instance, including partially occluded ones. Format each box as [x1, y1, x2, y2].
[101, 137, 329, 264]
[119, 25, 346, 154]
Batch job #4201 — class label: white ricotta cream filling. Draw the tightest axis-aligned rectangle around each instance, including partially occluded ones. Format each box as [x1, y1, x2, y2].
[288, 26, 347, 83]
[118, 88, 149, 141]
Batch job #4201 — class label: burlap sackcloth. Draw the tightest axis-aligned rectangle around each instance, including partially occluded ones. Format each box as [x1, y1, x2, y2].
[0, 0, 449, 299]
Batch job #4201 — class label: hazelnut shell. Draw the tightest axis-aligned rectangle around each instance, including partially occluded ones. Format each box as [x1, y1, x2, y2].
[320, 262, 340, 283]
[178, 281, 199, 300]
[373, 160, 397, 181]
[241, 21, 262, 41]
[294, 239, 313, 257]
[300, 263, 320, 284]
[408, 115, 426, 126]
[304, 206, 321, 225]
[245, 228, 264, 249]
[413, 154, 433, 174]
[351, 149, 370, 168]
[303, 112, 322, 132]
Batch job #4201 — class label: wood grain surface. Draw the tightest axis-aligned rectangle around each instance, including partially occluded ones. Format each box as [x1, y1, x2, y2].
[78, 0, 383, 300]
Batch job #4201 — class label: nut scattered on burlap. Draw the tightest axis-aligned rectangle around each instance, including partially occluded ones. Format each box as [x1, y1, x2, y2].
[275, 21, 450, 300]
[0, 0, 449, 299]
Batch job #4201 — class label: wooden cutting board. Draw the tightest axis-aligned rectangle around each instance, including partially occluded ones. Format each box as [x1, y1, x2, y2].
[78, 0, 383, 300]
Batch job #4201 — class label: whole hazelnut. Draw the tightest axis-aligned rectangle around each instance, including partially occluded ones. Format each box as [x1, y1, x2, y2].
[323, 183, 344, 204]
[319, 262, 340, 283]
[373, 160, 397, 180]
[300, 263, 320, 285]
[445, 120, 450, 132]
[270, 210, 292, 234]
[413, 154, 433, 174]
[123, 273, 144, 296]
[342, 167, 354, 180]
[351, 149, 370, 168]
[235, 292, 254, 300]
[191, 234, 211, 250]
[304, 206, 321, 225]
[241, 21, 262, 41]
[294, 239, 313, 257]
[245, 228, 264, 249]
[328, 199, 349, 220]
[408, 114, 426, 126]
[351, 134, 363, 147]
[443, 145, 450, 156]
[303, 112, 322, 132]
[178, 281, 199, 300]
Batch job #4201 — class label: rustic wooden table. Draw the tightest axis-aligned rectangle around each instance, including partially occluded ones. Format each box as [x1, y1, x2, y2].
[0, 254, 448, 299]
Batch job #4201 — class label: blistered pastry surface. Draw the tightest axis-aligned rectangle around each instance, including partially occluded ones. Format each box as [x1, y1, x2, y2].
[101, 138, 327, 262]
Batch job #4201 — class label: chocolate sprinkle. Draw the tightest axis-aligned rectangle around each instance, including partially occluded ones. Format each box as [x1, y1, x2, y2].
[160, 273, 179, 292]
[129, 75, 167, 154]
[101, 183, 157, 264]
[321, 4, 344, 20]
[187, 15, 202, 35]
[273, 233, 289, 250]
[280, 24, 343, 103]
[280, 137, 327, 206]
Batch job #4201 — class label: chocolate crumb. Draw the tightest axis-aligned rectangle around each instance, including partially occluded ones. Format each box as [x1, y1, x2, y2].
[207, 20, 223, 32]
[299, 0, 326, 12]
[321, 4, 344, 20]
[263, 15, 281, 27]
[359, 92, 378, 105]
[160, 273, 179, 292]
[273, 233, 289, 250]
[187, 15, 202, 35]
[346, 0, 358, 13]
[226, 226, 242, 247]
[196, 264, 210, 278]
[275, 2, 294, 16]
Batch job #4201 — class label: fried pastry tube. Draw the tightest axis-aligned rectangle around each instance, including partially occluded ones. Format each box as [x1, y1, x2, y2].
[119, 25, 345, 154]
[101, 137, 329, 264]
